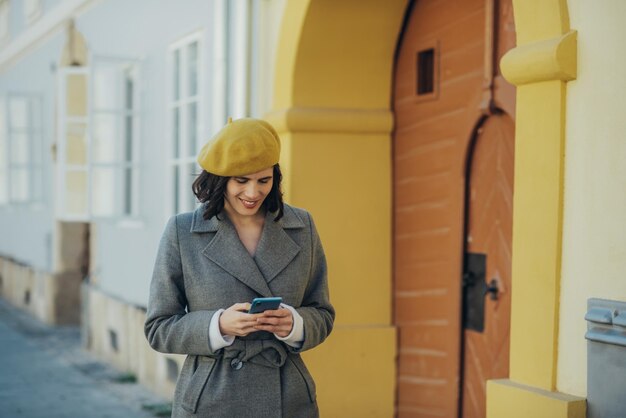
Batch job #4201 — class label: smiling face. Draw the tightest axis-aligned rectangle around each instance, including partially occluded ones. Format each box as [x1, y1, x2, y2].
[223, 167, 274, 220]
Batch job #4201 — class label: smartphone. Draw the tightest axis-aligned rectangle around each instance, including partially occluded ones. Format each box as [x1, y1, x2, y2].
[248, 297, 282, 314]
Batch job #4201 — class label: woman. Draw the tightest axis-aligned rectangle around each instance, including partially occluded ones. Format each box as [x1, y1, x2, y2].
[144, 117, 334, 418]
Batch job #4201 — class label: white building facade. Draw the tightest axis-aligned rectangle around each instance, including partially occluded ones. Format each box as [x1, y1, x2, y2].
[0, 0, 285, 398]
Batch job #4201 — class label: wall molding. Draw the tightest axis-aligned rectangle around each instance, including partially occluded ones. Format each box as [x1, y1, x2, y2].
[501, 30, 577, 86]
[265, 106, 393, 135]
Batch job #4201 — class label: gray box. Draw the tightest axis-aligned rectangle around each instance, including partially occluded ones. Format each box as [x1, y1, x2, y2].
[585, 298, 626, 418]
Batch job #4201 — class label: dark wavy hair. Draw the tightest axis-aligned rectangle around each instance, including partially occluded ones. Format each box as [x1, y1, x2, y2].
[192, 164, 284, 221]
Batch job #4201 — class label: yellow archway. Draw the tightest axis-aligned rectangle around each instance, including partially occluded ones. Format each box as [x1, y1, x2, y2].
[487, 0, 585, 417]
[270, 0, 587, 416]
[267, 1, 407, 416]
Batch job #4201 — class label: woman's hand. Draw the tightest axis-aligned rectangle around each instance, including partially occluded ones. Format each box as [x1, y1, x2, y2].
[254, 308, 294, 338]
[219, 303, 261, 337]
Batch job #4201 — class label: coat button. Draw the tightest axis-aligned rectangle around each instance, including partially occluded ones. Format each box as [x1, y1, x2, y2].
[230, 358, 243, 370]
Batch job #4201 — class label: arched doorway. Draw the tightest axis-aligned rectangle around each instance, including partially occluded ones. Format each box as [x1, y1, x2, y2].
[393, 1, 516, 416]
[460, 112, 514, 418]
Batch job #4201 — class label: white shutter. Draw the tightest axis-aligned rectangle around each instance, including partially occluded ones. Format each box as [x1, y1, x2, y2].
[56, 66, 90, 221]
[56, 57, 140, 221]
[90, 56, 141, 219]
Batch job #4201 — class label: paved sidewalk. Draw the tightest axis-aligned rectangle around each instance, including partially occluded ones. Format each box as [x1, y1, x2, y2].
[0, 298, 170, 418]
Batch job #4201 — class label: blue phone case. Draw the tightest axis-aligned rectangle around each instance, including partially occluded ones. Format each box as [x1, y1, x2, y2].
[248, 297, 282, 314]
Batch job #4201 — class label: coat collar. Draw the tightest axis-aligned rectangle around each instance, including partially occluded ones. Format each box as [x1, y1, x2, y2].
[192, 203, 304, 297]
[190, 203, 305, 233]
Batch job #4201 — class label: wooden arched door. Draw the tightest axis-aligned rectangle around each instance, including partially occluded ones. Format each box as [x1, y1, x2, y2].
[393, 1, 516, 417]
[460, 114, 514, 418]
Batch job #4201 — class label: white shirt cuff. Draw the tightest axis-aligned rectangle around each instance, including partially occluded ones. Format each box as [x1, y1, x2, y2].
[274, 303, 304, 348]
[209, 309, 235, 351]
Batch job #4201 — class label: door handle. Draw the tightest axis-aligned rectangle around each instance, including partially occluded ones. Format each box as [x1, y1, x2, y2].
[486, 278, 499, 301]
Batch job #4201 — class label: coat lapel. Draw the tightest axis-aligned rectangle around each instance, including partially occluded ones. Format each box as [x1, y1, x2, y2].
[192, 204, 305, 296]
[254, 207, 303, 283]
[200, 216, 274, 297]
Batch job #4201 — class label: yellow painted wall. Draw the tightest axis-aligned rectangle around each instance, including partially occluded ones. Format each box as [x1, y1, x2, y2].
[280, 130, 392, 326]
[507, 80, 566, 389]
[557, 0, 626, 397]
[273, 1, 404, 110]
[488, 0, 587, 415]
[269, 0, 407, 415]
[498, 0, 575, 392]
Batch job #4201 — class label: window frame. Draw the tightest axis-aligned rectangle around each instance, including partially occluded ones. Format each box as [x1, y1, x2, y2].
[89, 55, 142, 221]
[55, 57, 142, 222]
[2, 92, 44, 207]
[212, 0, 253, 124]
[167, 30, 205, 216]
[56, 65, 90, 221]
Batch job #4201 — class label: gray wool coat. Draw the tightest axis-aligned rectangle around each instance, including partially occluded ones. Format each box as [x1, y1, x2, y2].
[144, 203, 335, 418]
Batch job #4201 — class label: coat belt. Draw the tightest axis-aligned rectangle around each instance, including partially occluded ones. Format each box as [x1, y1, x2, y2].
[221, 338, 288, 368]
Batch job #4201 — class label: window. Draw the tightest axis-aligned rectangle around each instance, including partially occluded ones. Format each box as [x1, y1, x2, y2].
[414, 41, 439, 101]
[227, 0, 252, 118]
[417, 48, 435, 95]
[212, 0, 281, 124]
[212, 0, 253, 127]
[91, 57, 140, 218]
[0, 93, 43, 205]
[56, 57, 141, 221]
[169, 32, 203, 215]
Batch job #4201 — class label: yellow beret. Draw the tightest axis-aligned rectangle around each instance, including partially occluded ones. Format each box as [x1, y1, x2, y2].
[197, 117, 281, 176]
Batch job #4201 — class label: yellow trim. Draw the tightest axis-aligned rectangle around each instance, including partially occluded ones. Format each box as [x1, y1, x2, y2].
[501, 0, 575, 391]
[512, 0, 570, 45]
[509, 80, 566, 389]
[272, 0, 407, 110]
[272, 0, 310, 109]
[487, 0, 585, 414]
[487, 380, 586, 418]
[501, 31, 577, 85]
[265, 107, 393, 135]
